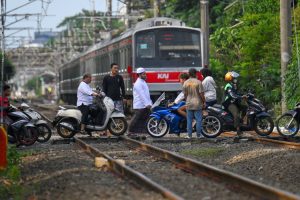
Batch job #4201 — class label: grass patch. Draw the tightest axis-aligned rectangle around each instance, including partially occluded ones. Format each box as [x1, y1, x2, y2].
[0, 145, 24, 200]
[180, 147, 224, 157]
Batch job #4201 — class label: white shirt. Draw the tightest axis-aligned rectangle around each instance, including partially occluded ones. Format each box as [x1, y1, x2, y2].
[174, 92, 184, 104]
[202, 76, 217, 102]
[133, 78, 152, 109]
[77, 81, 93, 106]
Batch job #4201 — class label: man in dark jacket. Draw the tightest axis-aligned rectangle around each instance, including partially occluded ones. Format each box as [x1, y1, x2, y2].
[102, 63, 126, 113]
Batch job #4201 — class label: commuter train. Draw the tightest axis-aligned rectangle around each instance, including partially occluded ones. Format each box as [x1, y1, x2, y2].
[58, 17, 203, 105]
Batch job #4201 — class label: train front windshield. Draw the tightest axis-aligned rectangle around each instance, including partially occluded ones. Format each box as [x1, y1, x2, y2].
[135, 28, 201, 68]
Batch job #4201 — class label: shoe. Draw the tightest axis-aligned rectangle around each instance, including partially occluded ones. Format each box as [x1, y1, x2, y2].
[237, 130, 243, 138]
[197, 135, 204, 139]
[184, 135, 192, 139]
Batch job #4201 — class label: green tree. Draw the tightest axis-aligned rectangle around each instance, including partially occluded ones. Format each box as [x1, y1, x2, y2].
[0, 53, 15, 82]
[24, 76, 41, 96]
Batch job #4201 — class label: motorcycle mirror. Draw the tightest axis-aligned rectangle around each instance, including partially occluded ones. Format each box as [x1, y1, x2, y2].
[20, 103, 30, 109]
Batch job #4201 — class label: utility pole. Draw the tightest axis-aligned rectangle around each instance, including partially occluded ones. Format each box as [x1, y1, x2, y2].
[92, 0, 96, 44]
[0, 0, 5, 125]
[107, 0, 112, 40]
[280, 0, 292, 113]
[200, 0, 209, 68]
[154, 0, 160, 18]
[126, 0, 132, 28]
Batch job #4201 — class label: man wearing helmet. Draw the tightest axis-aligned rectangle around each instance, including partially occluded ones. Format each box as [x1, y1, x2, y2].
[223, 71, 247, 137]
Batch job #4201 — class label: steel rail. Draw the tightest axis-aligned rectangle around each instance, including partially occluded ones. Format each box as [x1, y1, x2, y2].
[74, 137, 184, 200]
[120, 136, 300, 200]
[222, 132, 300, 150]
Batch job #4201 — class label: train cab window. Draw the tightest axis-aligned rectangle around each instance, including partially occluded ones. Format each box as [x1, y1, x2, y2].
[135, 28, 201, 68]
[136, 31, 155, 58]
[158, 30, 200, 59]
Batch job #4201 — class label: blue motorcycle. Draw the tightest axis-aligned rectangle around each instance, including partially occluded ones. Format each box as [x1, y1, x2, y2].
[146, 93, 188, 138]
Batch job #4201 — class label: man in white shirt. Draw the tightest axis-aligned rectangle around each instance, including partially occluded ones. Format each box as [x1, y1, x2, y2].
[77, 73, 99, 133]
[128, 68, 152, 135]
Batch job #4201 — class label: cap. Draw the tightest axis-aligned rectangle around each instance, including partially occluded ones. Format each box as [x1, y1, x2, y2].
[136, 67, 146, 74]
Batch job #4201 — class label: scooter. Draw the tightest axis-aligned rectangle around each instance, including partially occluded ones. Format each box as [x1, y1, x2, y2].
[6, 105, 39, 146]
[19, 103, 52, 143]
[201, 93, 274, 138]
[146, 93, 189, 138]
[276, 102, 300, 138]
[52, 89, 128, 138]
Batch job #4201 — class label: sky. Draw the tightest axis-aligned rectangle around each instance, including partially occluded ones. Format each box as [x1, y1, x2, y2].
[5, 0, 125, 47]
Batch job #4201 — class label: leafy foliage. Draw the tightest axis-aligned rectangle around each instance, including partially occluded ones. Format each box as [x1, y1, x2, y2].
[0, 146, 22, 199]
[0, 53, 16, 82]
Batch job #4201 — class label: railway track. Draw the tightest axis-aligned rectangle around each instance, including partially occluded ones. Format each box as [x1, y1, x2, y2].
[74, 136, 300, 200]
[222, 132, 300, 150]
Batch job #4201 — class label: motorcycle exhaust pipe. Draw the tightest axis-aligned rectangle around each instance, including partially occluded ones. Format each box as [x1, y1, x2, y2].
[59, 122, 75, 132]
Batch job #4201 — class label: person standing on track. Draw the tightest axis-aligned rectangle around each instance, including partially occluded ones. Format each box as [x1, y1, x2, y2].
[102, 63, 126, 113]
[77, 73, 99, 135]
[128, 67, 152, 136]
[183, 68, 206, 139]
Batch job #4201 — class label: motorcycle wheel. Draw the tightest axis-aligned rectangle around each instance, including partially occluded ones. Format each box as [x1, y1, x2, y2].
[201, 114, 222, 138]
[146, 117, 169, 138]
[108, 118, 128, 136]
[19, 126, 38, 146]
[36, 124, 52, 143]
[254, 116, 274, 136]
[57, 119, 76, 138]
[276, 113, 299, 138]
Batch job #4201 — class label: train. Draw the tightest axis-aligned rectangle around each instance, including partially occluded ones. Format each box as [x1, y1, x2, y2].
[58, 17, 204, 105]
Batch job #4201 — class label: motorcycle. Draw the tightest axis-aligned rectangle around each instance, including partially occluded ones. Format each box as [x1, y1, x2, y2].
[276, 102, 300, 138]
[6, 105, 39, 146]
[52, 88, 128, 138]
[146, 92, 190, 138]
[201, 93, 274, 138]
[19, 103, 52, 143]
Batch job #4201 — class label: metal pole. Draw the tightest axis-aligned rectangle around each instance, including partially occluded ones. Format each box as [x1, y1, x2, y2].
[0, 0, 5, 125]
[154, 0, 160, 18]
[107, 0, 112, 40]
[200, 0, 209, 68]
[126, 0, 131, 28]
[280, 0, 292, 113]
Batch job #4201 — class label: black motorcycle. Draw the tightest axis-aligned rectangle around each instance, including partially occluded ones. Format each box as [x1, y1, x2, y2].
[6, 106, 39, 146]
[276, 102, 300, 138]
[201, 93, 274, 138]
[19, 103, 52, 143]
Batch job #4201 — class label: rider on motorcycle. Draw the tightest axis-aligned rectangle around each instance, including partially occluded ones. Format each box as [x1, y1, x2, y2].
[0, 84, 12, 130]
[168, 73, 189, 118]
[222, 71, 247, 137]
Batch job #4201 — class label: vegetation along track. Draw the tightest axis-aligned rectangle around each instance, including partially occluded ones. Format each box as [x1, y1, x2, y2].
[75, 136, 299, 200]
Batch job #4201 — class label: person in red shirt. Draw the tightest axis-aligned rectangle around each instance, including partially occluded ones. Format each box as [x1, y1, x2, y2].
[0, 84, 11, 129]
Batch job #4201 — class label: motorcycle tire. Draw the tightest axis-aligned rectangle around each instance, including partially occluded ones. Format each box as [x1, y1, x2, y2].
[19, 126, 38, 146]
[201, 114, 223, 138]
[108, 118, 128, 136]
[146, 117, 169, 138]
[36, 124, 52, 143]
[57, 119, 77, 138]
[254, 116, 274, 136]
[276, 113, 299, 138]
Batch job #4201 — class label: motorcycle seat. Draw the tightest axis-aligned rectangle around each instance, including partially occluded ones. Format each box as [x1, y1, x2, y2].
[210, 104, 223, 109]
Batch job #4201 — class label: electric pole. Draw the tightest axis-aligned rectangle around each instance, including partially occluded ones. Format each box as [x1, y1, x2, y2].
[126, 0, 132, 28]
[107, 0, 112, 40]
[200, 0, 209, 68]
[154, 0, 160, 18]
[280, 0, 292, 113]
